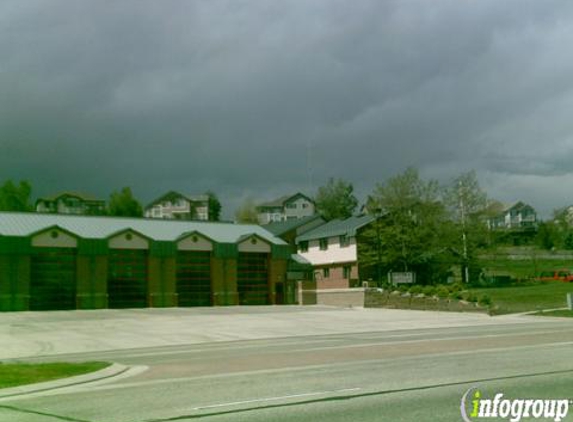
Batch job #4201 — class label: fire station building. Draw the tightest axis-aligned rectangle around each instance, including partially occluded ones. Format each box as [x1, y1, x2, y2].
[0, 212, 299, 311]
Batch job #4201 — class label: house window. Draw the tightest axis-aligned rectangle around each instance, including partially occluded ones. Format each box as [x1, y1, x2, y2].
[343, 265, 351, 279]
[302, 203, 309, 209]
[319, 238, 328, 250]
[339, 235, 349, 247]
[299, 241, 309, 253]
[286, 203, 297, 209]
[323, 268, 330, 278]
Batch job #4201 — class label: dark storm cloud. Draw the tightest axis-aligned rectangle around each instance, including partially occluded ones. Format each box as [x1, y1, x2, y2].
[2, 0, 573, 216]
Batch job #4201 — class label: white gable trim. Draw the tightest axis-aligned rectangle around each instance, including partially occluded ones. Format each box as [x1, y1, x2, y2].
[32, 228, 77, 248]
[109, 230, 149, 250]
[178, 232, 213, 251]
[238, 235, 271, 253]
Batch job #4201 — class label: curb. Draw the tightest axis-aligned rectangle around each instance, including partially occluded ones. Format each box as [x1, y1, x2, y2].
[0, 363, 130, 400]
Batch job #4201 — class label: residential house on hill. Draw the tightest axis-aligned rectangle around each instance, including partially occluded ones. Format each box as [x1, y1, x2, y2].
[35, 192, 105, 215]
[144, 191, 209, 221]
[487, 201, 537, 229]
[256, 193, 315, 225]
[295, 215, 376, 289]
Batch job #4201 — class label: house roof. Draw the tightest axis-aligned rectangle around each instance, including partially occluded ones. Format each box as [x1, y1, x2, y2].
[257, 192, 314, 209]
[145, 191, 209, 210]
[263, 215, 325, 236]
[497, 201, 536, 214]
[296, 215, 375, 242]
[0, 212, 287, 245]
[36, 192, 104, 203]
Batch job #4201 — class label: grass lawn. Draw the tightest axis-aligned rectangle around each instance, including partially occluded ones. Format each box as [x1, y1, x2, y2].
[470, 281, 573, 315]
[0, 362, 110, 389]
[534, 309, 573, 317]
[478, 258, 573, 280]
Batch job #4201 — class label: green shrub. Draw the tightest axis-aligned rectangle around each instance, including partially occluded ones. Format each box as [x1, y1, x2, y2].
[422, 286, 436, 297]
[464, 293, 478, 303]
[478, 295, 492, 307]
[436, 286, 450, 299]
[409, 285, 422, 295]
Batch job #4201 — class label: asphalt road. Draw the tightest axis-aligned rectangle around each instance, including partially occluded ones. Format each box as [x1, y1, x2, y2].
[1, 307, 572, 422]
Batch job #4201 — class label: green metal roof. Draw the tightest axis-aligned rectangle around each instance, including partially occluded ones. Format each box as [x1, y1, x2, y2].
[288, 253, 313, 271]
[0, 212, 287, 245]
[290, 253, 312, 266]
[263, 215, 324, 236]
[295, 215, 375, 242]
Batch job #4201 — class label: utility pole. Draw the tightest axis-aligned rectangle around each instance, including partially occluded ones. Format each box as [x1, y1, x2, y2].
[375, 208, 382, 285]
[459, 180, 470, 283]
[307, 139, 313, 195]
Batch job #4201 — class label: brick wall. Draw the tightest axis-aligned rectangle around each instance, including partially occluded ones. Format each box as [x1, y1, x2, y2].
[315, 264, 357, 289]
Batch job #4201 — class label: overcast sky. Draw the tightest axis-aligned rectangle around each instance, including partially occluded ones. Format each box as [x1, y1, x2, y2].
[2, 0, 573, 218]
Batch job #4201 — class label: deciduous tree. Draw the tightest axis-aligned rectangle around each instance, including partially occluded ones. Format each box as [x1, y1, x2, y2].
[107, 187, 143, 217]
[0, 180, 33, 211]
[315, 178, 358, 221]
[362, 168, 452, 282]
[206, 191, 222, 221]
[443, 171, 489, 282]
[235, 198, 258, 224]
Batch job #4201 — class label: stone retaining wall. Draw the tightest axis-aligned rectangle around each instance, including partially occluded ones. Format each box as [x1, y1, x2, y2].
[365, 290, 488, 314]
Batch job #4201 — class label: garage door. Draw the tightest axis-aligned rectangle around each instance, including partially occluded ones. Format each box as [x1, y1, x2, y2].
[30, 248, 77, 310]
[108, 249, 148, 308]
[237, 253, 269, 305]
[177, 251, 212, 306]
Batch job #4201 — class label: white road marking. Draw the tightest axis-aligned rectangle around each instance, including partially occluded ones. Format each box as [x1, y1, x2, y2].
[191, 388, 362, 411]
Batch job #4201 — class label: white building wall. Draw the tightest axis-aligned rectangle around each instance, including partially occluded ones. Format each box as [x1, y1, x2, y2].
[299, 237, 357, 266]
[145, 200, 209, 220]
[257, 211, 284, 225]
[284, 197, 315, 220]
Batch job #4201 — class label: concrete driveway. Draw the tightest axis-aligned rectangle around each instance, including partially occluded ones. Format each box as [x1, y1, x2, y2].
[0, 305, 547, 360]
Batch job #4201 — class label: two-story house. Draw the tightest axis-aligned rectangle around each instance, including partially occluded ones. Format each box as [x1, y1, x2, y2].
[256, 193, 315, 225]
[487, 201, 537, 229]
[144, 191, 209, 221]
[35, 192, 106, 215]
[295, 215, 375, 289]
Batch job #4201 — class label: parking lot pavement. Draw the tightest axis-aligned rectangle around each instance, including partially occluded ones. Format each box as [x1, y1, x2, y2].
[0, 305, 551, 360]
